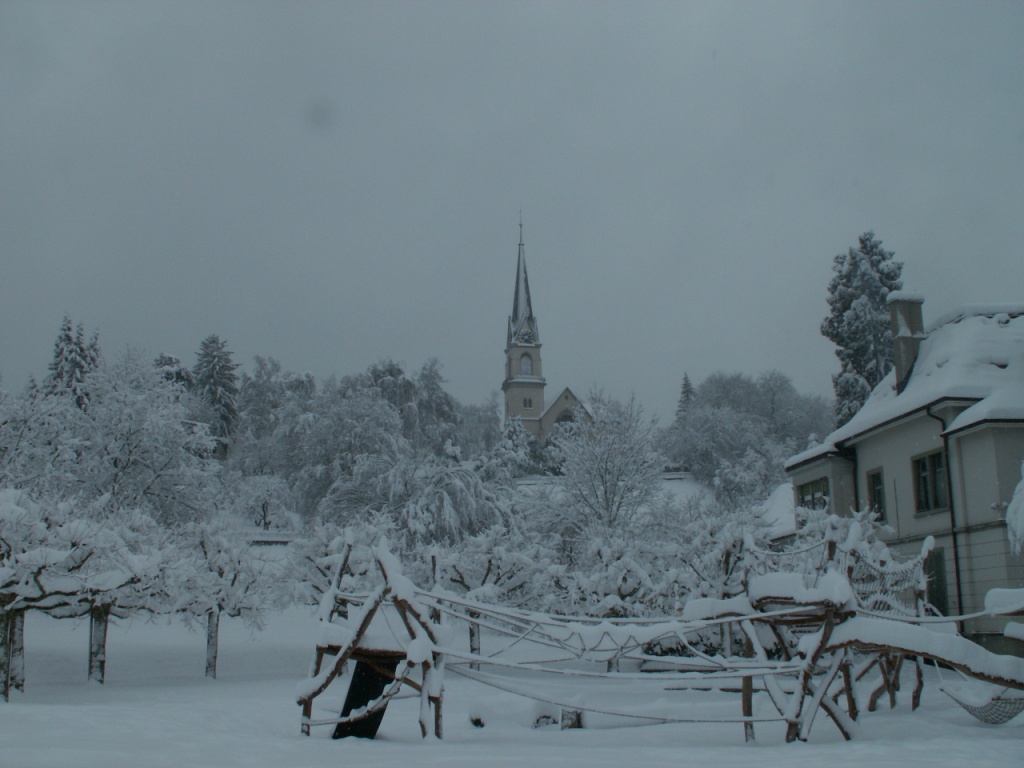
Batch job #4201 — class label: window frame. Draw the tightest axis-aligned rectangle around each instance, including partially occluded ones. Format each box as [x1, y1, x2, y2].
[519, 353, 533, 376]
[866, 468, 886, 523]
[798, 477, 830, 510]
[913, 450, 948, 514]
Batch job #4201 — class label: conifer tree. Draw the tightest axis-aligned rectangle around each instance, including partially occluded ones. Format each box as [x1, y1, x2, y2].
[821, 232, 903, 426]
[674, 373, 694, 424]
[154, 353, 195, 390]
[47, 316, 100, 409]
[193, 335, 240, 442]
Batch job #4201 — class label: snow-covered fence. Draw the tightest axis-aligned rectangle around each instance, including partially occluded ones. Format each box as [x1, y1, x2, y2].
[297, 543, 1024, 745]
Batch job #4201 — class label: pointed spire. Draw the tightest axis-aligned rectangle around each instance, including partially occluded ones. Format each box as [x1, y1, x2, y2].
[509, 221, 538, 345]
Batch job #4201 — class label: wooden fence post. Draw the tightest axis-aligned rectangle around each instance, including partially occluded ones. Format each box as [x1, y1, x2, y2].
[742, 635, 755, 743]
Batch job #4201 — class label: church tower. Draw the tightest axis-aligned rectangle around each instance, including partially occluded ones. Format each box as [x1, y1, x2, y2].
[502, 224, 546, 438]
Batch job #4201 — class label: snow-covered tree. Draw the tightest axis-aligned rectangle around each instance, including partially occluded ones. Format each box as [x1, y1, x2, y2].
[235, 357, 316, 447]
[660, 370, 831, 498]
[229, 359, 317, 484]
[2, 352, 219, 525]
[0, 490, 173, 689]
[174, 522, 275, 678]
[676, 496, 770, 601]
[153, 353, 195, 390]
[88, 357, 219, 523]
[455, 392, 502, 459]
[474, 416, 533, 485]
[322, 446, 508, 550]
[231, 473, 297, 531]
[360, 360, 420, 443]
[76, 507, 175, 684]
[277, 382, 405, 518]
[281, 521, 388, 607]
[821, 232, 903, 426]
[414, 359, 460, 455]
[546, 395, 664, 555]
[193, 335, 240, 443]
[434, 523, 559, 609]
[46, 316, 100, 409]
[0, 489, 61, 699]
[674, 372, 695, 424]
[713, 442, 795, 508]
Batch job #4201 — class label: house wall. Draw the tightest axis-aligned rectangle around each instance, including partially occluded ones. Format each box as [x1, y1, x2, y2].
[953, 525, 1024, 652]
[788, 455, 856, 515]
[954, 425, 1024, 648]
[859, 417, 1024, 644]
[992, 427, 1024, 508]
[852, 413, 951, 543]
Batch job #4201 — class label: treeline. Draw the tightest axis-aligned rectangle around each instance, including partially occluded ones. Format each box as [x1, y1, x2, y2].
[659, 371, 833, 504]
[0, 321, 522, 698]
[0, 315, 840, 699]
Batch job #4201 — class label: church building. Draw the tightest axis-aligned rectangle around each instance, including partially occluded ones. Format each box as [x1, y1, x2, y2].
[502, 227, 582, 440]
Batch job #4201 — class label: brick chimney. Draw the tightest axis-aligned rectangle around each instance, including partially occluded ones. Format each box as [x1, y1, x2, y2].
[887, 292, 925, 394]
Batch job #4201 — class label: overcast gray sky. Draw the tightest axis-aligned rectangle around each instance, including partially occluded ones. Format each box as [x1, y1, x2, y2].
[3, 1, 1023, 423]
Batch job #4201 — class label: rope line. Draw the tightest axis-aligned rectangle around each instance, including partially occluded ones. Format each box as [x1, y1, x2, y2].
[447, 664, 786, 725]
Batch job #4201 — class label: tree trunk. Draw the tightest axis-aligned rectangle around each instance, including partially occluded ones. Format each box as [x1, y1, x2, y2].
[1, 612, 12, 702]
[10, 610, 25, 693]
[206, 610, 220, 679]
[742, 636, 755, 743]
[468, 611, 481, 671]
[88, 605, 110, 684]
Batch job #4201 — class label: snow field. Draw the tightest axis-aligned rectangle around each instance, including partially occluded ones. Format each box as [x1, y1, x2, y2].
[2, 607, 1022, 768]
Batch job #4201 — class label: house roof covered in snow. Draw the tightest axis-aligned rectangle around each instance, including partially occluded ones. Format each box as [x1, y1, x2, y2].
[787, 304, 1024, 470]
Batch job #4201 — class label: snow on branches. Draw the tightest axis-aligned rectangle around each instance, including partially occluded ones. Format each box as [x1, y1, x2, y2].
[821, 232, 903, 426]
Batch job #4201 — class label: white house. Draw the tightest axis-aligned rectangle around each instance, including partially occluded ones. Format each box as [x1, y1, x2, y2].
[786, 293, 1024, 652]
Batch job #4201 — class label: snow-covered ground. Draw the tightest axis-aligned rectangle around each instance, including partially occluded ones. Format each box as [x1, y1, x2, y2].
[3, 607, 1022, 768]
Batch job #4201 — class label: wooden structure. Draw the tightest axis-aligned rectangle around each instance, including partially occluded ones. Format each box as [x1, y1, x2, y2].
[296, 545, 1024, 743]
[297, 550, 444, 739]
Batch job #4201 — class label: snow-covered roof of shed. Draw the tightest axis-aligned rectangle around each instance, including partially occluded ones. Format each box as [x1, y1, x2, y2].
[787, 304, 1024, 469]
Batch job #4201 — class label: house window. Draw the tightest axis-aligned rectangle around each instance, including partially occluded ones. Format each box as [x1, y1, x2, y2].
[914, 451, 948, 513]
[867, 470, 886, 522]
[798, 477, 830, 510]
[520, 354, 533, 376]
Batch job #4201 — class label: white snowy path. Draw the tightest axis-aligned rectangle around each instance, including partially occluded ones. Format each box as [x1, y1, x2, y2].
[2, 608, 1021, 768]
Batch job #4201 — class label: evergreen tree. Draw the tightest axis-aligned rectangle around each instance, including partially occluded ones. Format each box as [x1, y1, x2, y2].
[153, 353, 195, 390]
[821, 232, 903, 426]
[193, 335, 240, 442]
[47, 316, 100, 409]
[674, 373, 694, 424]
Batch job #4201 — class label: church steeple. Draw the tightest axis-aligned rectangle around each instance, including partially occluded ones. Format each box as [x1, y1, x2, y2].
[502, 222, 546, 437]
[507, 223, 540, 347]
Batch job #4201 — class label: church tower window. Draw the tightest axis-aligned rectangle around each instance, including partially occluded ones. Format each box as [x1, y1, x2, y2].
[520, 353, 533, 376]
